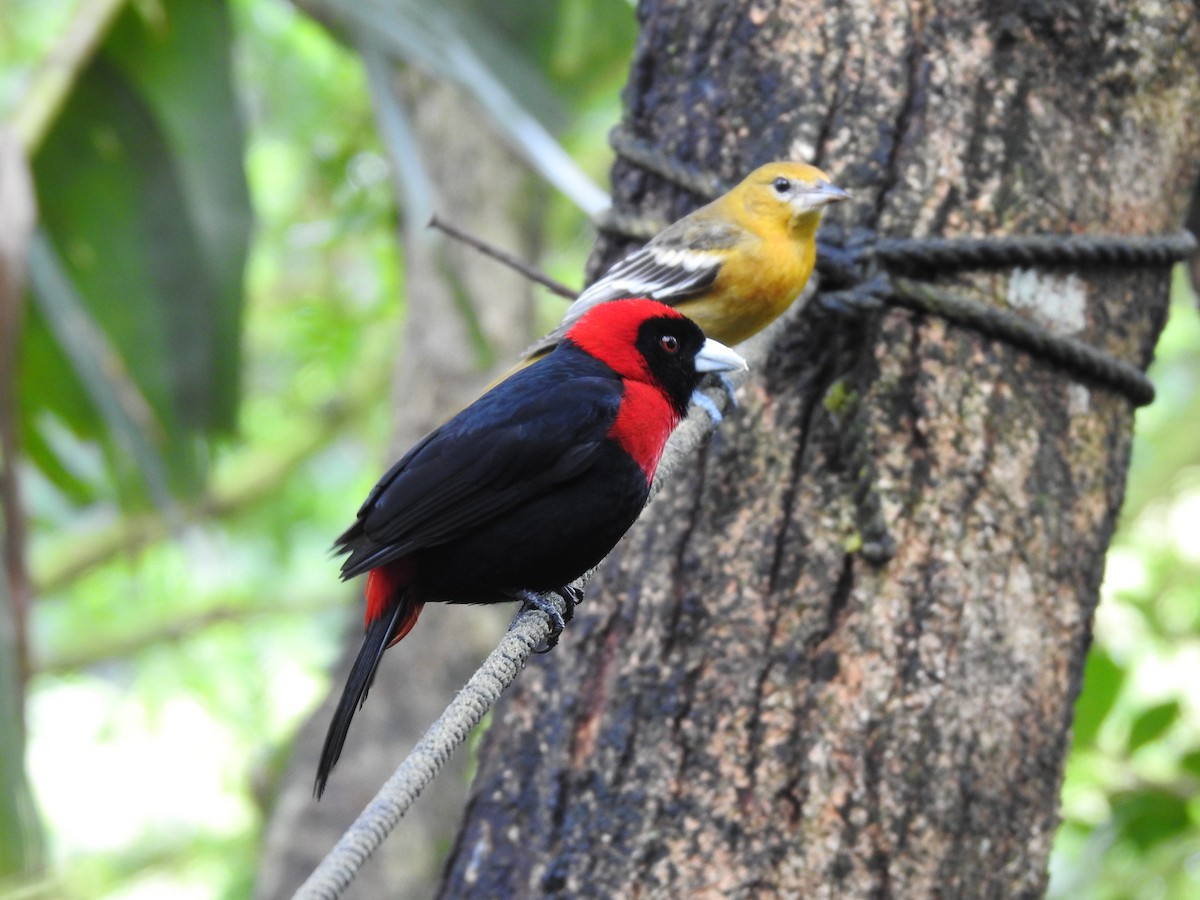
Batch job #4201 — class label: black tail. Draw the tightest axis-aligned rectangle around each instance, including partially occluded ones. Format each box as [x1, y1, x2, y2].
[314, 601, 406, 798]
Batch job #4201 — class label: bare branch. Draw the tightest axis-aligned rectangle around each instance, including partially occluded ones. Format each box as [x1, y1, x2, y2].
[428, 215, 579, 300]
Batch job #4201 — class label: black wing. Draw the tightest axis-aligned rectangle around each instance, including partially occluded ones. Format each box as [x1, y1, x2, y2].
[335, 353, 621, 578]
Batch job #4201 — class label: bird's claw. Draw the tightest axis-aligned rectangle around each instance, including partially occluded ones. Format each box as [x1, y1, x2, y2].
[556, 584, 584, 612]
[512, 589, 569, 654]
[716, 373, 738, 408]
[691, 391, 723, 424]
[691, 371, 738, 425]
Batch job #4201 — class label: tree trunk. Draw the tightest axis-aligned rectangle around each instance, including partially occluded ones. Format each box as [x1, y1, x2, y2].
[255, 71, 538, 899]
[440, 2, 1200, 897]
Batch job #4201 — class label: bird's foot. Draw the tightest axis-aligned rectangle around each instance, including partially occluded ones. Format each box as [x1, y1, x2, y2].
[512, 589, 569, 654]
[691, 372, 738, 425]
[716, 373, 739, 409]
[691, 391, 723, 424]
[555, 584, 584, 615]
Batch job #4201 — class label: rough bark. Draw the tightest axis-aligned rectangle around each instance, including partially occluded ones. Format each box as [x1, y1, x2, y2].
[255, 73, 537, 899]
[440, 1, 1200, 897]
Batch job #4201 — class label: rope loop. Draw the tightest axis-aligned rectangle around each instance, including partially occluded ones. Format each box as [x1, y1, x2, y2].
[602, 129, 1197, 407]
[293, 136, 1197, 900]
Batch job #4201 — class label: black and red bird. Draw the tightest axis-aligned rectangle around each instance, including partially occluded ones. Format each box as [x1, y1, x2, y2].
[316, 298, 746, 796]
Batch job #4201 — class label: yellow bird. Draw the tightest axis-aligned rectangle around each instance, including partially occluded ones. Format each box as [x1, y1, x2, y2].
[521, 161, 849, 363]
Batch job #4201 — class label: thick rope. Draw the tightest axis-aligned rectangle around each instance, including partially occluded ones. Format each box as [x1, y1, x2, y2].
[599, 129, 1194, 408]
[593, 206, 666, 244]
[607, 126, 732, 199]
[889, 277, 1158, 406]
[293, 595, 562, 899]
[873, 232, 1199, 274]
[297, 136, 1194, 896]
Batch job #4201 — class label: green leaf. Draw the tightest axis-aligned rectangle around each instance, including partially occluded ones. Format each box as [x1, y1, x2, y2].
[1127, 700, 1181, 753]
[1179, 748, 1200, 779]
[104, 0, 252, 431]
[1071, 648, 1124, 750]
[27, 231, 174, 508]
[1110, 789, 1191, 851]
[20, 422, 98, 506]
[24, 0, 252, 502]
[464, 0, 637, 102]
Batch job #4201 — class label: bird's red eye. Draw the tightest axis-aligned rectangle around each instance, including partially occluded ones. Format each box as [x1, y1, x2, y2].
[660, 335, 679, 353]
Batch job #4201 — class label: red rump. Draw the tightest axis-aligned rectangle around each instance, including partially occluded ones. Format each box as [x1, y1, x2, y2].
[365, 558, 421, 647]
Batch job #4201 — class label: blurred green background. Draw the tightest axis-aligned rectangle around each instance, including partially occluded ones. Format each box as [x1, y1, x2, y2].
[1, 1, 1197, 897]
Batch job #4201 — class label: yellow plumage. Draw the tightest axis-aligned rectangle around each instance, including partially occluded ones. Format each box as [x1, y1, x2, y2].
[521, 161, 848, 363]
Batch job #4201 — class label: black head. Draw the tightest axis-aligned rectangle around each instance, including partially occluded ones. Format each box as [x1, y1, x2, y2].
[565, 299, 747, 418]
[633, 314, 711, 416]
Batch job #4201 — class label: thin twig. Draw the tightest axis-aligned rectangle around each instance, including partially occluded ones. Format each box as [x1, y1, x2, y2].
[36, 596, 341, 675]
[34, 361, 389, 594]
[428, 214, 580, 300]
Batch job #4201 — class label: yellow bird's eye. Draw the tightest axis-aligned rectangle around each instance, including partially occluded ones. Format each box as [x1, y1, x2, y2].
[772, 177, 792, 195]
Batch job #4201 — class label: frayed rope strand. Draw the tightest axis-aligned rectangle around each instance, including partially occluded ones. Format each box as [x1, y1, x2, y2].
[428, 214, 580, 301]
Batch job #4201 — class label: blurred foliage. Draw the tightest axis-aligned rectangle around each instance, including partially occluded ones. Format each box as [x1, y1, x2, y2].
[19, 0, 253, 507]
[3, 0, 624, 896]
[3, 0, 1197, 897]
[1049, 271, 1200, 900]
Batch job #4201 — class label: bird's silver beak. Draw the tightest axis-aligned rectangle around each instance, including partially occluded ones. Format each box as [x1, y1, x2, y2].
[794, 180, 851, 213]
[694, 338, 749, 374]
